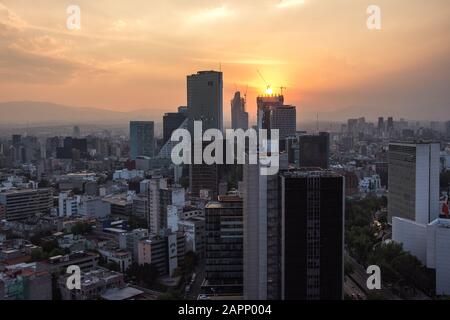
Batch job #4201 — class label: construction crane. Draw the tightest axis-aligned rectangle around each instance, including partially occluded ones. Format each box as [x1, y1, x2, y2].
[257, 69, 272, 94]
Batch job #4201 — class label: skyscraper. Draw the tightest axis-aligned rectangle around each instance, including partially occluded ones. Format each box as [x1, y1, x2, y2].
[231, 91, 249, 130]
[187, 71, 223, 198]
[163, 108, 187, 145]
[378, 117, 385, 132]
[243, 165, 344, 300]
[279, 170, 344, 300]
[388, 142, 440, 224]
[243, 161, 281, 300]
[387, 117, 394, 132]
[187, 71, 223, 133]
[204, 195, 243, 295]
[298, 132, 330, 169]
[257, 94, 296, 140]
[130, 121, 155, 160]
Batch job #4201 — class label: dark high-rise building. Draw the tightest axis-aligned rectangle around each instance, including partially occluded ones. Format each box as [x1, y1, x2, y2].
[378, 117, 385, 131]
[187, 71, 223, 133]
[387, 117, 394, 132]
[204, 195, 243, 295]
[187, 71, 223, 198]
[280, 170, 344, 300]
[257, 94, 296, 140]
[163, 109, 187, 145]
[231, 91, 249, 130]
[130, 121, 155, 160]
[298, 132, 330, 169]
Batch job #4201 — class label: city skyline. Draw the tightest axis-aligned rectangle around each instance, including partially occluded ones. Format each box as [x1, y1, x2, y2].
[0, 1, 449, 122]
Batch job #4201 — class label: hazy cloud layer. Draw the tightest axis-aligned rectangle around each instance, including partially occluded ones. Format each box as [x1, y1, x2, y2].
[0, 0, 449, 121]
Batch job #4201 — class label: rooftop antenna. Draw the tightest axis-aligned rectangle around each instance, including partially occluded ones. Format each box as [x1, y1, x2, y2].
[279, 86, 287, 95]
[244, 85, 248, 102]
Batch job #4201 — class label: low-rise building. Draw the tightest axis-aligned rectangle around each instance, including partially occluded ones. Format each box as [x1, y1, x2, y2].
[0, 262, 52, 300]
[59, 268, 124, 300]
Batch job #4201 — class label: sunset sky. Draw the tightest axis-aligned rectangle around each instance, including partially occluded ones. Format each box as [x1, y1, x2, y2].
[0, 0, 449, 122]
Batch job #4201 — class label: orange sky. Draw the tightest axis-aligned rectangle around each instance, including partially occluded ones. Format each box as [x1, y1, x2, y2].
[0, 0, 449, 122]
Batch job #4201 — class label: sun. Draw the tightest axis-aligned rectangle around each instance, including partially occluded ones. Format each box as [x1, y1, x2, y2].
[265, 86, 273, 95]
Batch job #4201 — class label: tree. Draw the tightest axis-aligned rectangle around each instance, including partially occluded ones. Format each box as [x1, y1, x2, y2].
[126, 263, 159, 288]
[30, 248, 47, 262]
[440, 171, 450, 190]
[184, 251, 198, 274]
[71, 222, 92, 235]
[128, 216, 148, 229]
[158, 290, 183, 300]
[49, 248, 66, 258]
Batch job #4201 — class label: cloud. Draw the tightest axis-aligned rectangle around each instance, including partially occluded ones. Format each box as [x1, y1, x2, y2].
[187, 5, 235, 24]
[109, 19, 128, 31]
[0, 3, 108, 84]
[275, 0, 306, 9]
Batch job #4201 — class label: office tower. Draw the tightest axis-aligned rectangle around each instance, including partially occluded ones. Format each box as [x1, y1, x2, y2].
[387, 117, 394, 132]
[231, 91, 249, 130]
[298, 132, 330, 169]
[141, 178, 168, 235]
[204, 195, 243, 295]
[73, 126, 81, 138]
[187, 70, 223, 133]
[130, 121, 155, 160]
[388, 142, 440, 224]
[257, 94, 296, 140]
[280, 170, 344, 300]
[378, 117, 385, 132]
[187, 71, 223, 198]
[163, 109, 187, 145]
[243, 161, 282, 300]
[0, 189, 53, 221]
[347, 119, 358, 134]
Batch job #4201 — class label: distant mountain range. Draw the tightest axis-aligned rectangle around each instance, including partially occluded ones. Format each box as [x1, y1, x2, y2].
[0, 101, 443, 127]
[0, 101, 166, 125]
